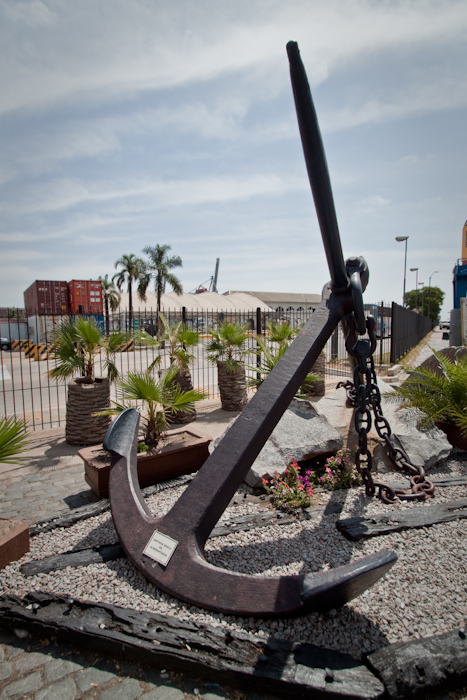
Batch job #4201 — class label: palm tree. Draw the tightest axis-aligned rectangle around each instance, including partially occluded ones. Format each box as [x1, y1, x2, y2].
[113, 254, 149, 333]
[102, 367, 205, 448]
[99, 275, 121, 335]
[139, 312, 200, 423]
[0, 417, 29, 464]
[247, 321, 321, 396]
[206, 322, 250, 411]
[142, 245, 183, 324]
[49, 317, 129, 445]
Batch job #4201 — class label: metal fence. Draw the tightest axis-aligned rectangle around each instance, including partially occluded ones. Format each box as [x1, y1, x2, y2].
[0, 301, 418, 431]
[390, 302, 433, 363]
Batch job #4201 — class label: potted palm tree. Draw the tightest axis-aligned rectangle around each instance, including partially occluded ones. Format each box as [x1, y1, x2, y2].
[79, 366, 209, 497]
[247, 326, 320, 396]
[0, 417, 30, 568]
[206, 321, 250, 411]
[387, 348, 467, 450]
[139, 313, 200, 423]
[48, 317, 129, 445]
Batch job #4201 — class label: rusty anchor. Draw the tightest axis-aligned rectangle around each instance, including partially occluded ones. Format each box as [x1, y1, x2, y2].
[104, 41, 397, 617]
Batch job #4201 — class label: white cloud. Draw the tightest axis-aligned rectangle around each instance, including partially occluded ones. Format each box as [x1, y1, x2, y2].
[1, 0, 54, 27]
[1, 0, 466, 116]
[0, 173, 308, 215]
[358, 195, 391, 209]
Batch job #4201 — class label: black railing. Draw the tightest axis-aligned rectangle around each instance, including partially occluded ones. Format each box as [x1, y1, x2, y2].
[390, 303, 433, 364]
[0, 301, 424, 431]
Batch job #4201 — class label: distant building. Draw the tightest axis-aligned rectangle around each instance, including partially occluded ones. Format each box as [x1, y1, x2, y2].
[223, 291, 321, 318]
[453, 221, 467, 309]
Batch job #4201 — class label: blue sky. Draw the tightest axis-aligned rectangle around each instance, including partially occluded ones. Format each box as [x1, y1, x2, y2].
[1, 0, 466, 319]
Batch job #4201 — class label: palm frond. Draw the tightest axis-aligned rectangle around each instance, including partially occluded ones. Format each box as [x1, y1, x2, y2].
[0, 417, 29, 464]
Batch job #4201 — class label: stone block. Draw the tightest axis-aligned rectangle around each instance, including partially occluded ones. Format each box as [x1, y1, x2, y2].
[244, 398, 343, 487]
[387, 364, 402, 376]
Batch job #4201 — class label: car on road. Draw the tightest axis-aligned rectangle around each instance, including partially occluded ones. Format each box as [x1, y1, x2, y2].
[0, 337, 11, 351]
[440, 321, 450, 330]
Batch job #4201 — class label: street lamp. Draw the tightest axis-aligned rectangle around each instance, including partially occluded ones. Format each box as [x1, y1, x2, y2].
[395, 236, 409, 305]
[410, 267, 419, 308]
[428, 270, 438, 320]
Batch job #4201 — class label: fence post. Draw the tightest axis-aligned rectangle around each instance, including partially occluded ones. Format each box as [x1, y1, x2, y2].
[256, 308, 262, 383]
[379, 302, 384, 366]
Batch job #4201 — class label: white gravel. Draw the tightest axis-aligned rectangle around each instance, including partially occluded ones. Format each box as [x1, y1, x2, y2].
[1, 456, 467, 661]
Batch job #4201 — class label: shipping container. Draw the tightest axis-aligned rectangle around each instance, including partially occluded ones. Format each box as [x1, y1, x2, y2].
[73, 314, 105, 332]
[24, 281, 69, 317]
[0, 320, 28, 341]
[68, 280, 103, 315]
[27, 315, 70, 344]
[453, 262, 467, 309]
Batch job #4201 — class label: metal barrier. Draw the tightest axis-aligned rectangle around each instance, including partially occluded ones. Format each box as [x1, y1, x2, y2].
[390, 302, 433, 363]
[0, 303, 422, 431]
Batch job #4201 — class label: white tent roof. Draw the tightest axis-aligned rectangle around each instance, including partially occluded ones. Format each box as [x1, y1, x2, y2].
[117, 291, 272, 313]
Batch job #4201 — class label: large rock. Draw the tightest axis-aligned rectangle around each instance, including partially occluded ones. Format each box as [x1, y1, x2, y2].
[245, 398, 343, 487]
[313, 379, 451, 474]
[416, 346, 467, 375]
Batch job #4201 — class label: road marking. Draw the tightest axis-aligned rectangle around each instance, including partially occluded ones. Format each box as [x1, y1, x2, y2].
[0, 365, 11, 380]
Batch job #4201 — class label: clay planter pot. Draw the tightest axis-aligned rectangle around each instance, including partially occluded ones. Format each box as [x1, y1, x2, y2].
[66, 377, 111, 446]
[0, 518, 29, 569]
[435, 422, 467, 451]
[78, 425, 212, 498]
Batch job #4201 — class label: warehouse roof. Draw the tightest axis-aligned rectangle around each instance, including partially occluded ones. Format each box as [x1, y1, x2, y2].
[224, 290, 322, 305]
[117, 290, 272, 312]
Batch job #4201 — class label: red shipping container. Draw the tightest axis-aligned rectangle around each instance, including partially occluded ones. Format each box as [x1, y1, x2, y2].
[23, 281, 69, 317]
[68, 280, 103, 315]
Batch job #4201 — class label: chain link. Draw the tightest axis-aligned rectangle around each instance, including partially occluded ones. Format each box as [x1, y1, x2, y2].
[339, 316, 435, 504]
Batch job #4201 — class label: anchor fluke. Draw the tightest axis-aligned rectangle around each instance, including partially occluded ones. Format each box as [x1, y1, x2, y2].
[107, 410, 396, 617]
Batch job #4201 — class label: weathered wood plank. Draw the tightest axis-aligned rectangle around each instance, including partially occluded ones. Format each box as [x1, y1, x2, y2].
[337, 499, 467, 540]
[22, 511, 296, 576]
[20, 543, 124, 576]
[0, 592, 385, 699]
[382, 475, 467, 491]
[366, 628, 467, 700]
[30, 475, 193, 535]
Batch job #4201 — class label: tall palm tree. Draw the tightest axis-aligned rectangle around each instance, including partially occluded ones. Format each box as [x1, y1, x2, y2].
[142, 244, 183, 320]
[113, 254, 149, 332]
[99, 274, 121, 335]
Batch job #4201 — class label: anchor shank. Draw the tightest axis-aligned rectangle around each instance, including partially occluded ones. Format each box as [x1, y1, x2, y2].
[287, 41, 348, 292]
[160, 284, 354, 543]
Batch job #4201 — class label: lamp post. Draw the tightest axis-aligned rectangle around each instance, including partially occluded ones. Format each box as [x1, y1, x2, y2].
[428, 270, 438, 321]
[395, 236, 409, 305]
[410, 267, 419, 308]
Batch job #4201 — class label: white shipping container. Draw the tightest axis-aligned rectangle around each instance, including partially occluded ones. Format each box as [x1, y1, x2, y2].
[27, 315, 70, 345]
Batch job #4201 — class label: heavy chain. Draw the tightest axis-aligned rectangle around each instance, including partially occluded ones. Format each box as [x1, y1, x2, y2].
[337, 316, 435, 504]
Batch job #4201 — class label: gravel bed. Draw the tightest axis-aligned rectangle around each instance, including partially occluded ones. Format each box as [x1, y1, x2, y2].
[1, 455, 467, 661]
